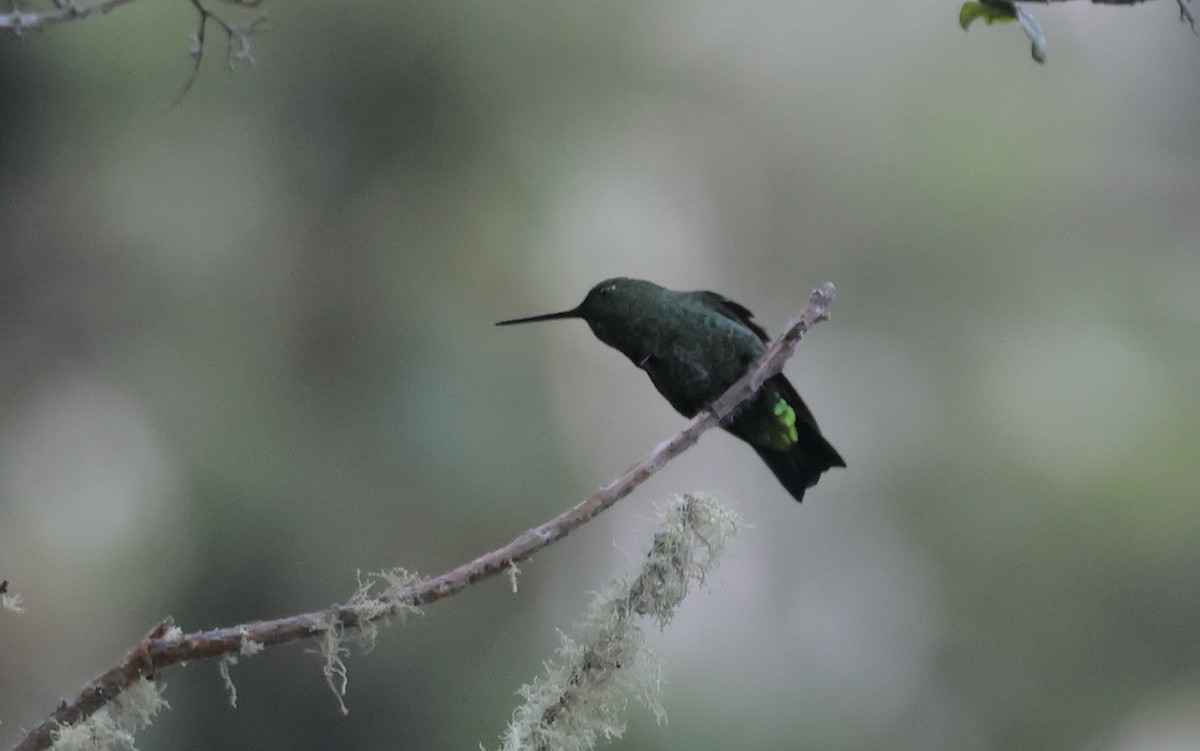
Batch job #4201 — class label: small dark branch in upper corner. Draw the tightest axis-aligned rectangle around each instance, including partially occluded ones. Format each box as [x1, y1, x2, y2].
[1177, 0, 1197, 33]
[172, 0, 265, 106]
[3, 0, 269, 104]
[1017, 0, 1196, 27]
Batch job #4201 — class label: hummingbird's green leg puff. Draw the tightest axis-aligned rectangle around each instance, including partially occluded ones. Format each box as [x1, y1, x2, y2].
[498, 278, 844, 502]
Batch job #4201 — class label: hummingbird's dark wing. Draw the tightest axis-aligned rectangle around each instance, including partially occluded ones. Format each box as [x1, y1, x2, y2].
[695, 291, 770, 343]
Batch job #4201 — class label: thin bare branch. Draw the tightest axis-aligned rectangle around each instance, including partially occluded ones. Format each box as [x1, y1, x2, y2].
[12, 283, 837, 751]
[0, 0, 138, 32]
[173, 0, 264, 105]
[1177, 0, 1197, 32]
[1013, 0, 1193, 28]
[1, 0, 266, 104]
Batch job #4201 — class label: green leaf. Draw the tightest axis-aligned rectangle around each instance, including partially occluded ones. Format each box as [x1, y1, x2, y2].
[959, 2, 1017, 31]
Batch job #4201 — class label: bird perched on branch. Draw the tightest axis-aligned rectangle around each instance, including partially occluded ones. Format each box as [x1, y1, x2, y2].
[497, 277, 844, 502]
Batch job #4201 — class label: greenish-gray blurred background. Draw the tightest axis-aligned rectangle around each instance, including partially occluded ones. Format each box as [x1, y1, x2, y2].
[2, 2, 1198, 749]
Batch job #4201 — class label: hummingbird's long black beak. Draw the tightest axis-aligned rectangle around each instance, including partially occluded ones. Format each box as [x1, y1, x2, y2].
[495, 306, 584, 326]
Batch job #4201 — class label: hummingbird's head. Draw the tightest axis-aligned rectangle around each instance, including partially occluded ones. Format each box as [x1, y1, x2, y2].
[496, 277, 668, 362]
[495, 277, 662, 333]
[578, 276, 656, 317]
[569, 277, 659, 339]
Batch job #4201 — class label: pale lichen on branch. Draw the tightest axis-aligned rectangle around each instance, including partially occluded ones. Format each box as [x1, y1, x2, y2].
[496, 493, 744, 751]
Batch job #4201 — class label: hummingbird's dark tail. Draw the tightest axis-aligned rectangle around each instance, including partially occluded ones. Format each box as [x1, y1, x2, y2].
[730, 374, 845, 503]
[753, 431, 845, 503]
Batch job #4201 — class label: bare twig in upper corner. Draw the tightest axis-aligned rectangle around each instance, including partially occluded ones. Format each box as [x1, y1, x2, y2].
[965, 0, 1198, 62]
[0, 0, 140, 33]
[174, 0, 267, 104]
[0, 1, 267, 103]
[1176, 0, 1196, 33]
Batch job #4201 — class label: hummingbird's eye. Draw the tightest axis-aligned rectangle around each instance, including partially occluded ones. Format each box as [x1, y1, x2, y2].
[599, 283, 616, 295]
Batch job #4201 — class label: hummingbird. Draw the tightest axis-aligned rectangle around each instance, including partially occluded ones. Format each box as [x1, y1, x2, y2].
[497, 277, 844, 502]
